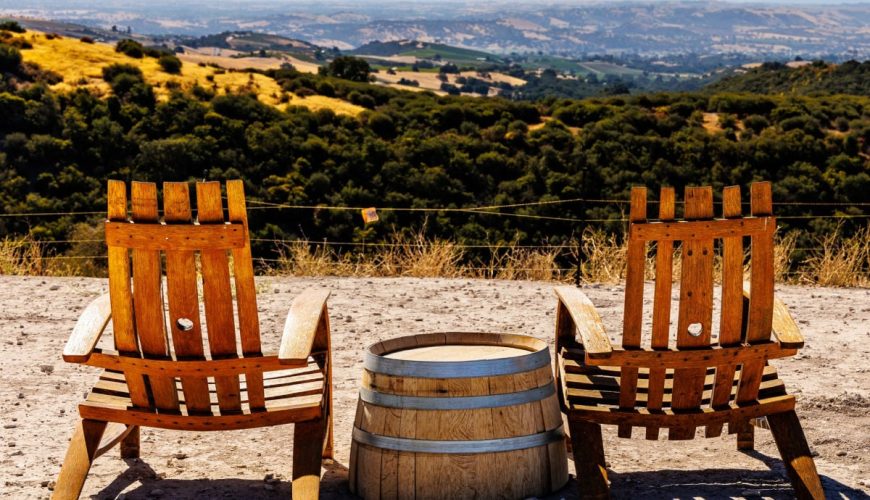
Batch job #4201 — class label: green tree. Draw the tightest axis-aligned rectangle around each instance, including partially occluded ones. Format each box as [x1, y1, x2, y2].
[319, 56, 371, 83]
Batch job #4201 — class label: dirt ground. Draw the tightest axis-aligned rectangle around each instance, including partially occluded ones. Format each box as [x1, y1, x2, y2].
[1, 275, 868, 499]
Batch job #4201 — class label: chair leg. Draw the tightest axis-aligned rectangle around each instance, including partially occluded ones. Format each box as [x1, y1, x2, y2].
[322, 411, 334, 460]
[120, 425, 140, 459]
[767, 410, 825, 500]
[568, 419, 610, 499]
[52, 419, 108, 500]
[292, 418, 326, 499]
[737, 421, 755, 451]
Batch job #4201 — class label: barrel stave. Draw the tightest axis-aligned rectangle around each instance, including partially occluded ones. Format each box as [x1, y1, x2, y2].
[351, 333, 568, 499]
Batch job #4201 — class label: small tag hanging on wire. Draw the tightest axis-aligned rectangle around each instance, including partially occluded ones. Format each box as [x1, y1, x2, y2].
[361, 207, 379, 224]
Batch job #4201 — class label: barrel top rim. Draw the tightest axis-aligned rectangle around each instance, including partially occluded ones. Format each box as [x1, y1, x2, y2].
[367, 332, 548, 361]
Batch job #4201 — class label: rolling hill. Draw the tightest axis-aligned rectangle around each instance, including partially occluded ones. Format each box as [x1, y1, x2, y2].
[708, 60, 870, 96]
[6, 29, 365, 115]
[183, 30, 323, 62]
[351, 40, 506, 67]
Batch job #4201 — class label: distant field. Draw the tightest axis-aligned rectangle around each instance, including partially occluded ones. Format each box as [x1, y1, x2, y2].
[373, 69, 524, 96]
[178, 52, 285, 71]
[14, 31, 363, 115]
[351, 40, 503, 67]
[576, 61, 646, 77]
[181, 46, 322, 74]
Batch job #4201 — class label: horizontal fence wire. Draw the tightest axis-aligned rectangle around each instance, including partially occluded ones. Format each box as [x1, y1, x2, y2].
[2, 195, 869, 219]
[7, 238, 860, 253]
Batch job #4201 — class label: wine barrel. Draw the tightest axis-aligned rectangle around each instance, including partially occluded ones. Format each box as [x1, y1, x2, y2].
[349, 332, 568, 499]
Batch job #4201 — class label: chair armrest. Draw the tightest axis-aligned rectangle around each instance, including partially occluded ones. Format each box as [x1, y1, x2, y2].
[279, 288, 331, 365]
[63, 293, 112, 363]
[742, 285, 804, 349]
[554, 286, 613, 359]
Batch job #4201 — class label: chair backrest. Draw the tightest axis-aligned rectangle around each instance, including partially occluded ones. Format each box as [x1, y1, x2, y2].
[105, 179, 264, 414]
[618, 182, 777, 438]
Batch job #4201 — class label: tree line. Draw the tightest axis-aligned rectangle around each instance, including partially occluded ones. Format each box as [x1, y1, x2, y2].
[0, 29, 868, 268]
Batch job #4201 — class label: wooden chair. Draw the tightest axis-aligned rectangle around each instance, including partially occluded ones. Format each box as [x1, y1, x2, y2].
[53, 180, 334, 499]
[554, 182, 824, 499]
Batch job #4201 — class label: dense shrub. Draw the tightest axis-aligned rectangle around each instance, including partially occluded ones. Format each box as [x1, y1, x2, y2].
[157, 54, 182, 74]
[101, 63, 143, 83]
[115, 39, 144, 58]
[0, 20, 25, 33]
[0, 43, 21, 72]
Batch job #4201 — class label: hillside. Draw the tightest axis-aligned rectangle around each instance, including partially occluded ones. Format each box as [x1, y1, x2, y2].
[183, 30, 323, 61]
[351, 40, 505, 66]
[709, 60, 870, 96]
[4, 29, 364, 114]
[1, 21, 869, 281]
[1, 275, 867, 498]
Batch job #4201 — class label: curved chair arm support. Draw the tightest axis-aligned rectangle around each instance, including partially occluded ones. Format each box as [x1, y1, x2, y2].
[63, 293, 112, 363]
[554, 286, 613, 359]
[279, 288, 331, 365]
[742, 285, 804, 349]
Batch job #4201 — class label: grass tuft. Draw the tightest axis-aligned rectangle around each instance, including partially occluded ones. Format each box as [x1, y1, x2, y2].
[798, 224, 869, 287]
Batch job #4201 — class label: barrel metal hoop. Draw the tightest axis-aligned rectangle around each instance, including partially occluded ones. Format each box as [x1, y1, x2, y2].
[352, 425, 565, 454]
[359, 383, 555, 410]
[364, 347, 550, 379]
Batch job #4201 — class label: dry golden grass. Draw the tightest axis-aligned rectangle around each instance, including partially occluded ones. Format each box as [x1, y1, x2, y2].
[774, 231, 799, 283]
[385, 232, 464, 278]
[529, 117, 581, 135]
[486, 245, 566, 281]
[15, 31, 364, 115]
[798, 224, 870, 287]
[702, 112, 723, 133]
[577, 228, 627, 283]
[269, 231, 465, 278]
[10, 222, 868, 287]
[0, 236, 45, 276]
[290, 94, 367, 115]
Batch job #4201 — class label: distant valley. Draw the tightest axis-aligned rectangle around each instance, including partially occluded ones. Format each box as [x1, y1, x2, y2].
[3, 1, 870, 59]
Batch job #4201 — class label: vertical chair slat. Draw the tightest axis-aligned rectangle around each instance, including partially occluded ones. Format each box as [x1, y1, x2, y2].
[707, 186, 744, 437]
[130, 182, 179, 411]
[162, 182, 212, 414]
[669, 186, 714, 440]
[106, 180, 150, 408]
[736, 182, 775, 407]
[618, 186, 647, 438]
[645, 187, 675, 440]
[196, 181, 242, 412]
[226, 180, 265, 410]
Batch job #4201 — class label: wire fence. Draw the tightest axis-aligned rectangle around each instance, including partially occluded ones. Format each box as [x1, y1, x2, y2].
[2, 196, 870, 219]
[2, 197, 868, 269]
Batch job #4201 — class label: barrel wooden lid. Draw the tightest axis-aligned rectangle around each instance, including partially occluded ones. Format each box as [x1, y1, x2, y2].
[385, 344, 530, 362]
[366, 332, 550, 379]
